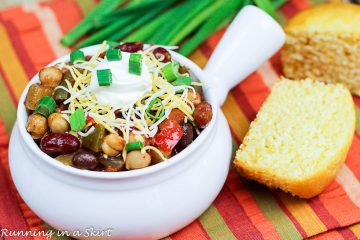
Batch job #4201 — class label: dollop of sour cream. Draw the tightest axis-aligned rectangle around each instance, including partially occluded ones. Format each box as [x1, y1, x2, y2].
[90, 52, 152, 109]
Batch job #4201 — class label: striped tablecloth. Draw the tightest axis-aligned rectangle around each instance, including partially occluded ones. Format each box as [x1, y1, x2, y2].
[0, 0, 360, 239]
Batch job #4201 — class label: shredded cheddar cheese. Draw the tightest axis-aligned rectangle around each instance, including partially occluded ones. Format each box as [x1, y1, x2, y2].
[59, 41, 202, 161]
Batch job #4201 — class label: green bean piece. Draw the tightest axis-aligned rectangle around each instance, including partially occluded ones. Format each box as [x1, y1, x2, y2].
[149, 0, 211, 45]
[108, 0, 177, 42]
[179, 0, 242, 56]
[168, 0, 224, 45]
[61, 0, 125, 46]
[123, 0, 181, 42]
[92, 0, 164, 28]
[82, 124, 106, 152]
[54, 79, 70, 103]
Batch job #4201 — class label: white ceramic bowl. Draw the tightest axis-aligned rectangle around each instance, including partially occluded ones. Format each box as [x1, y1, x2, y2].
[9, 6, 284, 240]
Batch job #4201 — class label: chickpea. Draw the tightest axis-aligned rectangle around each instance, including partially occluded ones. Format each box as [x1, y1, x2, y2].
[125, 150, 151, 170]
[26, 113, 48, 139]
[187, 90, 201, 106]
[48, 113, 69, 133]
[128, 133, 144, 143]
[39, 66, 63, 88]
[101, 133, 125, 157]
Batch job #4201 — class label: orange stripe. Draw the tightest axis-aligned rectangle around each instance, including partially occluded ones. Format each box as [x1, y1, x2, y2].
[226, 170, 282, 240]
[344, 134, 360, 180]
[42, 0, 83, 34]
[238, 72, 271, 112]
[319, 181, 360, 226]
[221, 93, 250, 142]
[310, 230, 345, 240]
[189, 49, 208, 69]
[170, 220, 209, 240]
[292, 0, 312, 9]
[3, 6, 57, 72]
[277, 192, 327, 237]
[23, 3, 69, 58]
[0, 23, 29, 100]
[206, 29, 225, 50]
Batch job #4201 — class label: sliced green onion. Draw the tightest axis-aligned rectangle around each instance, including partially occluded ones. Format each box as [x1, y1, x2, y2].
[126, 141, 144, 152]
[146, 98, 165, 120]
[70, 50, 85, 64]
[35, 96, 56, 118]
[97, 69, 112, 86]
[107, 41, 120, 48]
[129, 53, 142, 76]
[106, 49, 122, 61]
[172, 76, 192, 86]
[162, 62, 179, 82]
[69, 108, 86, 132]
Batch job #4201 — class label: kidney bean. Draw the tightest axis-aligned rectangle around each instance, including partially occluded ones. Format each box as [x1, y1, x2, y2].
[72, 151, 98, 170]
[178, 123, 194, 149]
[115, 42, 143, 53]
[194, 102, 213, 128]
[40, 133, 80, 156]
[114, 109, 123, 119]
[153, 47, 171, 63]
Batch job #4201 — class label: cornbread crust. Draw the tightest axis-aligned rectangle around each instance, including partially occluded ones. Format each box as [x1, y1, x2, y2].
[282, 3, 360, 95]
[234, 79, 355, 199]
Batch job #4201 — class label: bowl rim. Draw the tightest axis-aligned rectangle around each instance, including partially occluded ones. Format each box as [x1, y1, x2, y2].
[16, 44, 219, 180]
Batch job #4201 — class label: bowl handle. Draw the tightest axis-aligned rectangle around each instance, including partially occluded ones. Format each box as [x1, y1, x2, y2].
[204, 5, 285, 106]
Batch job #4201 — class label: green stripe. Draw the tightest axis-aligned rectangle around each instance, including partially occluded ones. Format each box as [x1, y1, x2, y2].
[199, 205, 237, 240]
[0, 74, 16, 134]
[76, 0, 97, 16]
[355, 106, 360, 135]
[245, 181, 302, 240]
[308, 0, 325, 5]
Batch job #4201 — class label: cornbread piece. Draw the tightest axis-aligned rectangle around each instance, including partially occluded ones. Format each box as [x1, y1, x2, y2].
[234, 78, 355, 199]
[281, 3, 360, 95]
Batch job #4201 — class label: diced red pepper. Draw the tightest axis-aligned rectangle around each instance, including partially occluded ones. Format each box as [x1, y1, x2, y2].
[86, 116, 97, 126]
[153, 119, 183, 153]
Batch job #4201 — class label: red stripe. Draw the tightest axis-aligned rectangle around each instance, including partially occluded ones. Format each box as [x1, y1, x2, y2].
[280, 0, 301, 19]
[0, 157, 32, 240]
[200, 28, 226, 59]
[353, 96, 360, 108]
[0, 64, 18, 105]
[230, 86, 257, 120]
[199, 43, 213, 59]
[238, 73, 270, 112]
[273, 193, 307, 238]
[338, 228, 358, 240]
[42, 0, 84, 34]
[0, 19, 37, 79]
[269, 51, 283, 76]
[213, 185, 263, 240]
[307, 197, 340, 229]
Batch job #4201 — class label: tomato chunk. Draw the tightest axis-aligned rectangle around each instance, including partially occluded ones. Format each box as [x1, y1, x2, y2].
[86, 116, 97, 126]
[153, 120, 183, 153]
